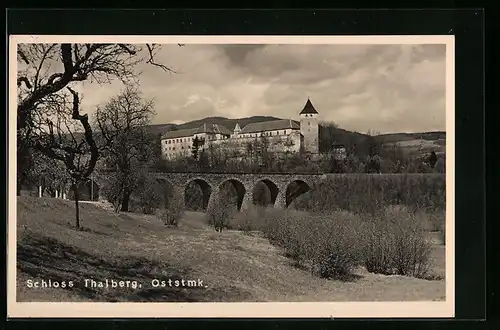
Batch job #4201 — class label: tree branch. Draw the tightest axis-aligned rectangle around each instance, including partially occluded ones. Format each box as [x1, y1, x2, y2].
[61, 44, 74, 74]
[34, 44, 57, 90]
[17, 77, 32, 89]
[146, 44, 177, 74]
[17, 49, 30, 65]
[118, 44, 137, 55]
[67, 87, 100, 178]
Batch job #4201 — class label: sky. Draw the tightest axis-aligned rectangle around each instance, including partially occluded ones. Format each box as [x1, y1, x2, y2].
[23, 43, 447, 134]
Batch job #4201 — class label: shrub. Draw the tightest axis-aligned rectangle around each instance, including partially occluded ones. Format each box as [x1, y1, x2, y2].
[206, 186, 238, 232]
[264, 210, 307, 261]
[361, 205, 434, 279]
[100, 174, 123, 208]
[304, 212, 365, 279]
[156, 189, 184, 227]
[256, 204, 434, 280]
[184, 181, 204, 211]
[230, 205, 267, 232]
[292, 174, 445, 215]
[136, 181, 162, 214]
[257, 208, 365, 279]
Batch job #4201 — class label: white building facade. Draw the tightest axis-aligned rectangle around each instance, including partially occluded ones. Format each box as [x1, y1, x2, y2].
[160, 99, 320, 160]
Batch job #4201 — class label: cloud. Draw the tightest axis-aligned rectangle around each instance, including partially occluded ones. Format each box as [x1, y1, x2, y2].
[20, 43, 447, 134]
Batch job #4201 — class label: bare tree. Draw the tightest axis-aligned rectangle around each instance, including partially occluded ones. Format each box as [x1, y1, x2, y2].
[16, 43, 177, 193]
[31, 88, 97, 228]
[95, 86, 157, 212]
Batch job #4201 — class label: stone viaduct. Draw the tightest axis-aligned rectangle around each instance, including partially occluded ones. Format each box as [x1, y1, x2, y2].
[92, 172, 328, 211]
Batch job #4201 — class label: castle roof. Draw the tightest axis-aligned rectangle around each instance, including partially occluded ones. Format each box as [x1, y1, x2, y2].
[161, 123, 232, 139]
[199, 123, 232, 135]
[239, 119, 300, 134]
[234, 123, 241, 132]
[161, 127, 199, 139]
[299, 98, 319, 115]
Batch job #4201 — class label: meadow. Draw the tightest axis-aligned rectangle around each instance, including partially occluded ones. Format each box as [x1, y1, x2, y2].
[208, 174, 446, 281]
[16, 173, 446, 302]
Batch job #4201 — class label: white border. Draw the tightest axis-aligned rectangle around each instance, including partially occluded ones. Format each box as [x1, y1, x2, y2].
[8, 35, 455, 318]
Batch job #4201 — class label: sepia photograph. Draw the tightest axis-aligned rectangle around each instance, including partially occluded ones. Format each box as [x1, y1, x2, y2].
[8, 35, 455, 318]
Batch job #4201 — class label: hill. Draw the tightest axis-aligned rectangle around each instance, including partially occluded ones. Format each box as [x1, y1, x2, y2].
[16, 196, 445, 303]
[375, 132, 446, 156]
[374, 131, 445, 143]
[164, 116, 283, 132]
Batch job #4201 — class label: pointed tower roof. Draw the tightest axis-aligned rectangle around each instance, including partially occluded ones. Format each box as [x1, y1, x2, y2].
[299, 98, 319, 115]
[234, 123, 241, 132]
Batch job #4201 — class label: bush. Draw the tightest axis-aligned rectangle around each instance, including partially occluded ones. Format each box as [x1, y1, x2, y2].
[136, 181, 162, 214]
[230, 205, 267, 232]
[262, 210, 307, 261]
[156, 189, 184, 227]
[206, 185, 238, 232]
[361, 205, 433, 278]
[99, 174, 123, 209]
[257, 208, 365, 279]
[304, 213, 364, 279]
[293, 174, 445, 215]
[184, 181, 204, 211]
[246, 205, 435, 280]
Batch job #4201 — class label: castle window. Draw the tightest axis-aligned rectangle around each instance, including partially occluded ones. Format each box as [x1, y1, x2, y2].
[308, 122, 311, 126]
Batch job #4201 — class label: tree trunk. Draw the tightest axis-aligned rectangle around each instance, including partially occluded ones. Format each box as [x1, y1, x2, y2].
[120, 187, 131, 212]
[73, 182, 81, 229]
[114, 190, 122, 213]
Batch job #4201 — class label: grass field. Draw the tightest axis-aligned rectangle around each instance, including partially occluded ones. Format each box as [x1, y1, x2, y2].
[16, 196, 446, 302]
[386, 139, 446, 156]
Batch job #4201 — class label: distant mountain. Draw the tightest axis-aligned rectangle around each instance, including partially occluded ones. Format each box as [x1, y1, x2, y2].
[169, 116, 283, 132]
[145, 123, 178, 136]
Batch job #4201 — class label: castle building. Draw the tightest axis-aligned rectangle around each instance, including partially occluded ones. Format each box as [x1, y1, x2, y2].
[160, 98, 320, 160]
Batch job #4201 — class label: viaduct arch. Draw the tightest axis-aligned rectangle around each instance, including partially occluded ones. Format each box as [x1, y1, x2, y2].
[90, 172, 325, 212]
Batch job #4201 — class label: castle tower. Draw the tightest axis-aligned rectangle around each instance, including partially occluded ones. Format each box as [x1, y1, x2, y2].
[233, 123, 241, 135]
[299, 98, 319, 154]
